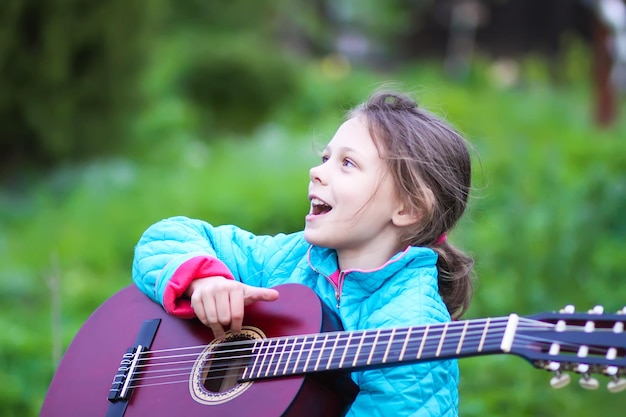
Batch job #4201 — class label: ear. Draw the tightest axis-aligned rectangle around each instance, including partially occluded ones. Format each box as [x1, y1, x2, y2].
[391, 203, 420, 227]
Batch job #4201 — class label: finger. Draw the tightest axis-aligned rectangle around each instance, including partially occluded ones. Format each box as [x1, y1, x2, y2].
[207, 307, 227, 341]
[229, 289, 245, 335]
[214, 290, 233, 327]
[243, 286, 280, 306]
[201, 293, 227, 341]
[192, 294, 226, 340]
[191, 294, 208, 326]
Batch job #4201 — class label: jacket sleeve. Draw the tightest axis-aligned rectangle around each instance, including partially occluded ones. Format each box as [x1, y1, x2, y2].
[131, 216, 303, 317]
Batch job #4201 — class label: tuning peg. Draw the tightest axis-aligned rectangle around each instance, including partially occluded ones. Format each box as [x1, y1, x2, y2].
[605, 360, 626, 393]
[550, 371, 571, 389]
[579, 374, 600, 390]
[607, 376, 626, 393]
[560, 305, 575, 314]
[588, 305, 604, 314]
[618, 307, 626, 315]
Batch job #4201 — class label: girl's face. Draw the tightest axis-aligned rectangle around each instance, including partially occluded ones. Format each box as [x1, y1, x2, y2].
[304, 116, 413, 269]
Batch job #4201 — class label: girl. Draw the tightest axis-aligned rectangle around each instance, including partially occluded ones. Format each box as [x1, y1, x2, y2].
[133, 90, 474, 416]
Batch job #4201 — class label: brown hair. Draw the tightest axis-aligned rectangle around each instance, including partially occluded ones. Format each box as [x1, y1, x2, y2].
[350, 90, 474, 320]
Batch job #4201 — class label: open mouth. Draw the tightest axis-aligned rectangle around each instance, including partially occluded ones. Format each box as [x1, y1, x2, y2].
[310, 197, 332, 215]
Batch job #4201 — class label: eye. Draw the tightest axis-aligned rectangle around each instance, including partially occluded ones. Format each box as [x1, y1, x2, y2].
[342, 158, 355, 167]
[321, 155, 329, 163]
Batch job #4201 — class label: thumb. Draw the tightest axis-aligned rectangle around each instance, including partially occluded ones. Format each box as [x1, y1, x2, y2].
[242, 285, 279, 305]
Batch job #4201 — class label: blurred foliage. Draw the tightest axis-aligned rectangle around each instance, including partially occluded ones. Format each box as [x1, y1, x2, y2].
[0, 0, 163, 171]
[0, 0, 299, 173]
[3, 56, 626, 415]
[1, 1, 626, 417]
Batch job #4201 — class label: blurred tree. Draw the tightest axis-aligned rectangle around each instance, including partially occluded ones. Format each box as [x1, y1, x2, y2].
[0, 0, 163, 177]
[161, 0, 299, 135]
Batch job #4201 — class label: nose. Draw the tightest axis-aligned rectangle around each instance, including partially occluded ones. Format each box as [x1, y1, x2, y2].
[309, 163, 326, 185]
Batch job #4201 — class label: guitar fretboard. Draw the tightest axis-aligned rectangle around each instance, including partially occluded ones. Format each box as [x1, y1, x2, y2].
[240, 318, 509, 381]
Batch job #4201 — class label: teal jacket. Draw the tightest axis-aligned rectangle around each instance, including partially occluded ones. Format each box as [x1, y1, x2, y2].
[132, 216, 459, 417]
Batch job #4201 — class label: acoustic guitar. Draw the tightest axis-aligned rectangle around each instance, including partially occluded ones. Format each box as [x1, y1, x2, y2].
[40, 283, 626, 417]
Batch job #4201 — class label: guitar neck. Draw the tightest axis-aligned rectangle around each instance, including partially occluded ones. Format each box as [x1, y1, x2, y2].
[240, 316, 515, 381]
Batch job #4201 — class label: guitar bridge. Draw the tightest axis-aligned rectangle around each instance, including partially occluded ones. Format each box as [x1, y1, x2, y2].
[106, 319, 161, 416]
[108, 345, 145, 401]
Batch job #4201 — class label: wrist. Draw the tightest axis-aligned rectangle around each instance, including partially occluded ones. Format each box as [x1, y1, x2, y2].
[185, 276, 227, 297]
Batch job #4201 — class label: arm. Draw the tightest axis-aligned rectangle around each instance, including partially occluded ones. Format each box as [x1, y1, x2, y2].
[132, 216, 235, 316]
[132, 216, 294, 317]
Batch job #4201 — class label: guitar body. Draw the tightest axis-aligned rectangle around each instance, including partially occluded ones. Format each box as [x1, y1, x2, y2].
[41, 284, 356, 417]
[42, 282, 626, 416]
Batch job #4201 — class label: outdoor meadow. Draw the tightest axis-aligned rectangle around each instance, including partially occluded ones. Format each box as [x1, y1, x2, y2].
[1, 1, 626, 416]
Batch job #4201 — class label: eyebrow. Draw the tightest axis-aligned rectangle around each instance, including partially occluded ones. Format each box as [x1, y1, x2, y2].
[323, 145, 363, 156]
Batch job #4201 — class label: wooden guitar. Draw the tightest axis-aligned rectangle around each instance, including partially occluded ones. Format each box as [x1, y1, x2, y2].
[40, 283, 626, 417]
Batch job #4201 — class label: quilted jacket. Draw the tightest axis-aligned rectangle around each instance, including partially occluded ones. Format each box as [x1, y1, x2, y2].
[132, 216, 459, 417]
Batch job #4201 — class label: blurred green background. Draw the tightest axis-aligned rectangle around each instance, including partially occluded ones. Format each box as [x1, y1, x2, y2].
[1, 1, 625, 416]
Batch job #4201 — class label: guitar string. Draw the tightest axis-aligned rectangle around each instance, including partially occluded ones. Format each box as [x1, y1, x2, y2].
[128, 328, 513, 381]
[130, 338, 615, 389]
[130, 316, 616, 375]
[132, 317, 541, 364]
[129, 317, 519, 370]
[127, 317, 578, 378]
[124, 319, 611, 387]
[127, 330, 609, 390]
[129, 335, 514, 389]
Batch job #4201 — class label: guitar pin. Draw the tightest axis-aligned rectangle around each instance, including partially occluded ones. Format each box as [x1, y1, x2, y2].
[606, 311, 626, 393]
[548, 317, 570, 389]
[577, 307, 601, 390]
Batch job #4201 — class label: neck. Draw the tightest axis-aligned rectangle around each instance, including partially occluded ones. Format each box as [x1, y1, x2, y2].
[337, 244, 406, 271]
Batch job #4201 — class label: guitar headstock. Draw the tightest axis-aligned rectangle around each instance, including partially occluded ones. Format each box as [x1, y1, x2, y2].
[511, 305, 626, 393]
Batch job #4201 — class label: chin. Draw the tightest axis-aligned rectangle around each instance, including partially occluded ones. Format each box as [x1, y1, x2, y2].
[303, 229, 328, 247]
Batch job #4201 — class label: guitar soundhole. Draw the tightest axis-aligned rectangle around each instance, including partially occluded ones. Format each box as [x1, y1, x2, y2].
[202, 334, 253, 393]
[189, 326, 266, 405]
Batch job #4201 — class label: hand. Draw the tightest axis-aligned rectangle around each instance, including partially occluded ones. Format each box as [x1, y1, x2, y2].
[187, 277, 279, 340]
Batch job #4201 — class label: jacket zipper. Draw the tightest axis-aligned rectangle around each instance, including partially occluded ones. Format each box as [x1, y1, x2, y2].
[334, 271, 346, 308]
[323, 270, 346, 309]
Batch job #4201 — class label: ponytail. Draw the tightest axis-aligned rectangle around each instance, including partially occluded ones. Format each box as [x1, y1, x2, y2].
[433, 242, 474, 320]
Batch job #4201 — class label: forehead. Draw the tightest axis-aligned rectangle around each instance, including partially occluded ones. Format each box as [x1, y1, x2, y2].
[326, 117, 382, 156]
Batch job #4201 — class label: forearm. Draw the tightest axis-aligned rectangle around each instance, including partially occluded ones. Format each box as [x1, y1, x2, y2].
[132, 217, 230, 312]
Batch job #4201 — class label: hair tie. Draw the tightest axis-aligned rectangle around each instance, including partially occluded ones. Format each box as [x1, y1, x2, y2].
[434, 232, 447, 245]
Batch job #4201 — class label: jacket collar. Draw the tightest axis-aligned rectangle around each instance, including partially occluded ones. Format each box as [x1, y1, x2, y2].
[307, 245, 438, 294]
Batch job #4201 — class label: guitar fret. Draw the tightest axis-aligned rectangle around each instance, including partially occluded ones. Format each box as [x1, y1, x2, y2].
[456, 320, 469, 355]
[435, 323, 449, 357]
[352, 333, 366, 367]
[302, 335, 318, 372]
[417, 325, 429, 359]
[382, 328, 396, 363]
[478, 318, 491, 352]
[282, 338, 296, 375]
[244, 341, 259, 379]
[326, 333, 341, 370]
[366, 330, 382, 365]
[254, 340, 270, 379]
[399, 327, 413, 361]
[292, 336, 308, 374]
[339, 332, 353, 368]
[314, 334, 330, 371]
[263, 340, 279, 378]
[272, 338, 286, 376]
